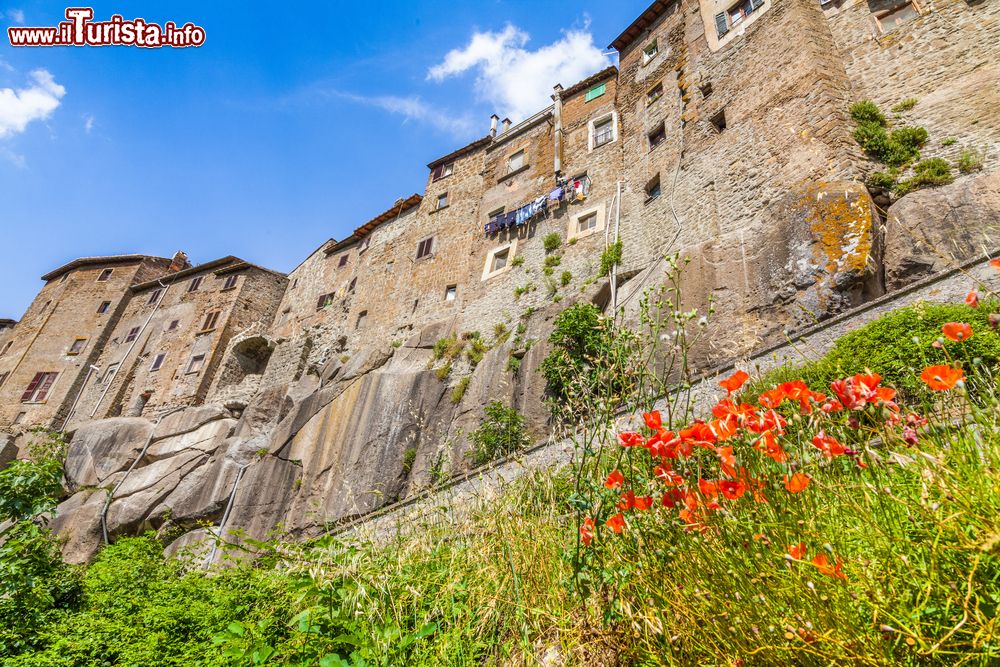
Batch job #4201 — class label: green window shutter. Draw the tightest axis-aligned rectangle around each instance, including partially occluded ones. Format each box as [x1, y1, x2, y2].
[585, 83, 606, 102]
[715, 13, 729, 37]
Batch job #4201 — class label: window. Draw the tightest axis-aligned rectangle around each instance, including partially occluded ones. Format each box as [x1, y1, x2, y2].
[648, 122, 666, 151]
[186, 354, 206, 374]
[316, 293, 335, 310]
[0, 371, 9, 387]
[577, 212, 598, 234]
[416, 236, 434, 260]
[717, 0, 765, 37]
[125, 326, 141, 343]
[436, 192, 449, 210]
[358, 237, 370, 255]
[482, 241, 517, 280]
[356, 310, 368, 329]
[13, 412, 25, 425]
[201, 311, 221, 331]
[700, 82, 714, 99]
[431, 161, 454, 181]
[147, 288, 163, 305]
[68, 338, 87, 355]
[506, 150, 525, 174]
[0, 341, 11, 356]
[168, 319, 180, 331]
[642, 39, 658, 65]
[150, 353, 166, 371]
[97, 268, 114, 282]
[645, 175, 662, 203]
[292, 278, 299, 289]
[348, 277, 357, 292]
[102, 363, 119, 385]
[222, 275, 239, 290]
[338, 254, 349, 268]
[585, 82, 606, 102]
[97, 301, 112, 314]
[445, 285, 457, 301]
[386, 261, 394, 273]
[491, 249, 509, 272]
[188, 276, 203, 292]
[20, 371, 58, 403]
[710, 108, 727, 133]
[647, 82, 663, 106]
[60, 273, 68, 283]
[875, 1, 919, 32]
[591, 115, 616, 149]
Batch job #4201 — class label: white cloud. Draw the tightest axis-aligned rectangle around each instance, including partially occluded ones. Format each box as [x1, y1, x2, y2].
[5, 8, 25, 24]
[333, 91, 477, 136]
[0, 69, 66, 139]
[83, 113, 94, 133]
[428, 23, 612, 121]
[0, 145, 25, 168]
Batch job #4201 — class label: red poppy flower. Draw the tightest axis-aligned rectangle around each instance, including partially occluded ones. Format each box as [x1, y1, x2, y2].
[966, 290, 980, 308]
[942, 322, 973, 342]
[784, 472, 810, 493]
[717, 445, 736, 470]
[830, 378, 865, 410]
[698, 478, 719, 500]
[654, 464, 684, 486]
[661, 488, 683, 508]
[719, 479, 746, 500]
[821, 399, 843, 413]
[758, 387, 786, 409]
[812, 431, 846, 458]
[634, 495, 653, 511]
[788, 542, 806, 560]
[812, 553, 847, 580]
[719, 369, 749, 394]
[709, 416, 738, 441]
[755, 430, 787, 463]
[605, 469, 624, 489]
[991, 258, 1000, 272]
[643, 410, 662, 430]
[606, 513, 625, 534]
[580, 517, 595, 546]
[920, 364, 964, 391]
[618, 432, 644, 448]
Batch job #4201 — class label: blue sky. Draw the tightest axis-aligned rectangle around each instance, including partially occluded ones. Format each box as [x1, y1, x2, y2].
[0, 1, 639, 318]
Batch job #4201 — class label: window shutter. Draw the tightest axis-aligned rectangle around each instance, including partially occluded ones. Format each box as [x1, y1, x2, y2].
[21, 372, 43, 402]
[431, 165, 443, 181]
[585, 83, 606, 102]
[750, 0, 764, 11]
[715, 13, 729, 36]
[34, 373, 56, 402]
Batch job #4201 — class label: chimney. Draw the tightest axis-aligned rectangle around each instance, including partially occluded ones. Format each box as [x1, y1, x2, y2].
[552, 85, 564, 176]
[489, 114, 499, 137]
[168, 251, 190, 273]
[501, 117, 512, 133]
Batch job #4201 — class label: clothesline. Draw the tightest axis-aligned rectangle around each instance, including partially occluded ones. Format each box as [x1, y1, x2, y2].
[484, 175, 592, 235]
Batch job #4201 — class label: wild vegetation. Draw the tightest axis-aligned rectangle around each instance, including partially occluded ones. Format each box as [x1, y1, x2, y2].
[4, 260, 1000, 665]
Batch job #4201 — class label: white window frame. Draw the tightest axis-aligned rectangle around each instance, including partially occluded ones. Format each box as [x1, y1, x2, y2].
[642, 39, 658, 65]
[150, 352, 167, 371]
[506, 149, 526, 174]
[567, 202, 606, 242]
[481, 239, 518, 281]
[874, 1, 920, 33]
[186, 354, 206, 375]
[588, 112, 618, 151]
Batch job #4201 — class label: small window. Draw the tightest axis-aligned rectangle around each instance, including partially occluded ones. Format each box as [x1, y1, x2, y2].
[348, 277, 357, 292]
[358, 237, 371, 255]
[0, 371, 9, 387]
[316, 293, 335, 310]
[13, 412, 25, 425]
[506, 150, 525, 174]
[436, 192, 449, 210]
[577, 212, 598, 235]
[102, 363, 119, 385]
[416, 237, 434, 260]
[20, 371, 58, 403]
[710, 108, 727, 133]
[715, 12, 729, 37]
[642, 39, 658, 65]
[356, 310, 368, 329]
[491, 248, 510, 273]
[188, 276, 203, 292]
[585, 82, 606, 102]
[647, 82, 663, 106]
[150, 353, 166, 371]
[445, 285, 457, 301]
[431, 161, 454, 181]
[186, 354, 206, 375]
[875, 1, 919, 32]
[147, 288, 163, 305]
[593, 116, 614, 148]
[97, 301, 112, 314]
[68, 338, 87, 355]
[97, 268, 114, 282]
[201, 311, 221, 331]
[648, 122, 666, 151]
[222, 275, 239, 290]
[700, 82, 714, 99]
[125, 326, 141, 343]
[0, 341, 12, 356]
[338, 254, 349, 268]
[386, 261, 394, 273]
[645, 175, 662, 203]
[168, 319, 180, 331]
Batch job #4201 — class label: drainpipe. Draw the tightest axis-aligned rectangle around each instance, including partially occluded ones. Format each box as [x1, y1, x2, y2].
[611, 181, 622, 314]
[100, 404, 186, 544]
[59, 364, 100, 431]
[91, 280, 170, 418]
[205, 462, 250, 569]
[551, 84, 564, 176]
[7, 301, 58, 394]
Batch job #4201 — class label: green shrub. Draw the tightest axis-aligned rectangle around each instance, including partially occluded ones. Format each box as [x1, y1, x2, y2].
[435, 361, 453, 381]
[466, 337, 488, 367]
[850, 100, 927, 168]
[865, 169, 898, 191]
[450, 376, 471, 404]
[895, 157, 954, 196]
[511, 255, 525, 268]
[891, 97, 918, 113]
[599, 241, 622, 277]
[542, 232, 561, 253]
[466, 401, 531, 466]
[941, 137, 957, 146]
[401, 447, 417, 474]
[560, 270, 572, 287]
[506, 355, 522, 374]
[849, 100, 886, 126]
[493, 322, 510, 345]
[884, 126, 929, 167]
[957, 148, 984, 174]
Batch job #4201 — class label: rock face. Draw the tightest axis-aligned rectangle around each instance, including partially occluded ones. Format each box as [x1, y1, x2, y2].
[884, 172, 1000, 290]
